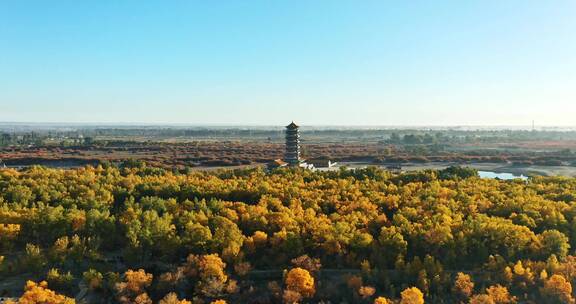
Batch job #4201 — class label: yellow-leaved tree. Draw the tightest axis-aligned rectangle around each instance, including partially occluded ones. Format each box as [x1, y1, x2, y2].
[185, 254, 229, 297]
[469, 294, 495, 304]
[541, 274, 575, 304]
[400, 287, 424, 304]
[115, 269, 153, 304]
[486, 285, 515, 304]
[284, 267, 315, 301]
[158, 292, 192, 304]
[453, 272, 474, 300]
[6, 280, 75, 304]
[374, 296, 391, 304]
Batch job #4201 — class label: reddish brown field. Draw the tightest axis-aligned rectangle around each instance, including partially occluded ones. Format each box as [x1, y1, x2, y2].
[461, 140, 576, 150]
[2, 140, 576, 169]
[0, 141, 383, 168]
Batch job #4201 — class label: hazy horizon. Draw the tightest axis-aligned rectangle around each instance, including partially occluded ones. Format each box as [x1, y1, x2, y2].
[1, 1, 575, 125]
[1, 121, 576, 132]
[0, 121, 574, 129]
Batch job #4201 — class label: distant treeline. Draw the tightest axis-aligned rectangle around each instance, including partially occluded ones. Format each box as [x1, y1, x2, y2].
[3, 128, 576, 146]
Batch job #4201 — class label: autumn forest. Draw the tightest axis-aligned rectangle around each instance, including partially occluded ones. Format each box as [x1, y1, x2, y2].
[0, 163, 575, 303]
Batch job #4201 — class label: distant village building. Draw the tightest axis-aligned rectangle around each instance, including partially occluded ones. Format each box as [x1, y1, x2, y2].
[308, 158, 337, 168]
[267, 158, 288, 170]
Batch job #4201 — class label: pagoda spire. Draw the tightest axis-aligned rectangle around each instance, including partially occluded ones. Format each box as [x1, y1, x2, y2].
[284, 121, 301, 165]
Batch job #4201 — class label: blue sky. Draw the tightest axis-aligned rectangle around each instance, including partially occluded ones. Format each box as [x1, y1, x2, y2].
[0, 1, 575, 126]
